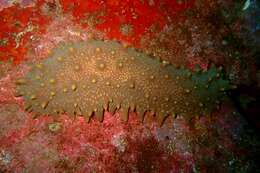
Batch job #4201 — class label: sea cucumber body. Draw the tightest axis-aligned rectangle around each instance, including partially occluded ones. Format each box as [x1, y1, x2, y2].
[16, 40, 229, 123]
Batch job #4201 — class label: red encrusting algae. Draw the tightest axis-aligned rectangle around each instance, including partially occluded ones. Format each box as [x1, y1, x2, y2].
[59, 0, 195, 47]
[0, 0, 195, 64]
[0, 2, 50, 64]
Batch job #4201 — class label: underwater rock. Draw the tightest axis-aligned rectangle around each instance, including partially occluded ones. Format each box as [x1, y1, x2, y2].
[16, 40, 230, 124]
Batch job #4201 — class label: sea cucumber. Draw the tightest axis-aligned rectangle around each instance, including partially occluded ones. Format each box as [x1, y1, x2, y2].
[15, 40, 230, 124]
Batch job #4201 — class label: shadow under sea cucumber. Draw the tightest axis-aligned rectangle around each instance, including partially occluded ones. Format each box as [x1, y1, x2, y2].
[15, 40, 230, 125]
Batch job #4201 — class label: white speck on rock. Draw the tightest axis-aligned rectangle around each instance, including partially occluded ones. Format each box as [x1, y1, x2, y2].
[0, 150, 12, 166]
[111, 133, 127, 153]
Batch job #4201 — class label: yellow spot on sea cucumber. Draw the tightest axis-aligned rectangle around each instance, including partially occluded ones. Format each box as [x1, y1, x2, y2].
[98, 63, 106, 70]
[41, 102, 48, 109]
[185, 89, 191, 93]
[96, 47, 101, 52]
[16, 79, 26, 85]
[57, 57, 63, 61]
[71, 84, 77, 91]
[69, 47, 74, 52]
[162, 60, 170, 66]
[30, 95, 36, 100]
[129, 83, 135, 88]
[49, 79, 55, 84]
[118, 62, 123, 68]
[164, 97, 169, 101]
[92, 79, 97, 83]
[75, 65, 80, 71]
[36, 63, 43, 69]
[145, 93, 149, 98]
[35, 75, 41, 80]
[50, 91, 56, 96]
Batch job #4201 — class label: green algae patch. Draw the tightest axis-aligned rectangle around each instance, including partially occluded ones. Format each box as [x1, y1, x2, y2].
[16, 40, 230, 124]
[48, 122, 62, 132]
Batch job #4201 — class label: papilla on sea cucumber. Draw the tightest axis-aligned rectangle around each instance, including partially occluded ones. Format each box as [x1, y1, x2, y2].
[15, 40, 230, 125]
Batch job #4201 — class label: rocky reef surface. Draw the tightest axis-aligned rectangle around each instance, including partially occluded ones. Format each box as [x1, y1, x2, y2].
[0, 0, 259, 172]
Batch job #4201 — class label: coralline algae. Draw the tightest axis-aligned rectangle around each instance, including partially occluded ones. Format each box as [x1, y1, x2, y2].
[16, 40, 230, 124]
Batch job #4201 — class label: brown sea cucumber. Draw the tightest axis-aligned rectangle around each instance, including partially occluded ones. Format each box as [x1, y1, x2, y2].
[15, 40, 230, 124]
